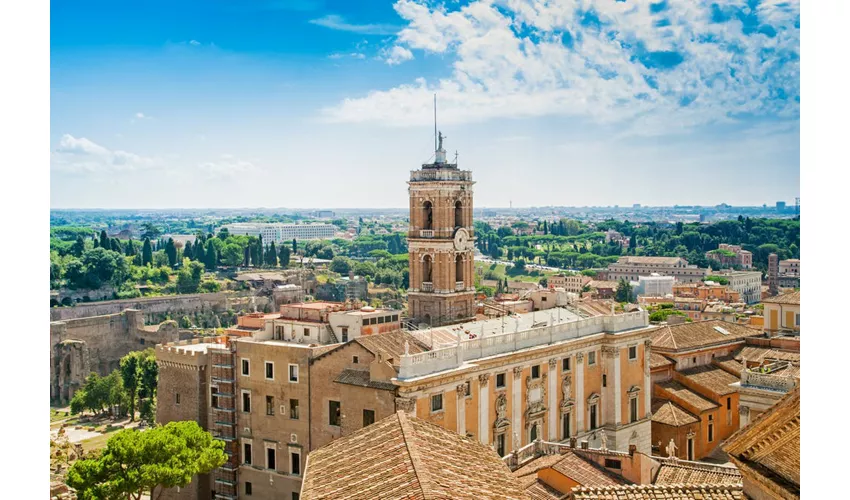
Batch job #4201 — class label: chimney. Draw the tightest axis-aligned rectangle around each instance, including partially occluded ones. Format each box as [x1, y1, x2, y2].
[629, 444, 636, 456]
[580, 441, 589, 450]
[570, 437, 577, 449]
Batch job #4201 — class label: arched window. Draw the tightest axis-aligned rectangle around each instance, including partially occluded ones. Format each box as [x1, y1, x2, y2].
[456, 255, 463, 282]
[423, 255, 432, 282]
[454, 200, 463, 228]
[530, 423, 539, 442]
[423, 201, 433, 230]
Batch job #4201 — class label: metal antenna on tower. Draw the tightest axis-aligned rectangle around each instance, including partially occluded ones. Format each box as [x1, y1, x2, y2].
[434, 94, 438, 153]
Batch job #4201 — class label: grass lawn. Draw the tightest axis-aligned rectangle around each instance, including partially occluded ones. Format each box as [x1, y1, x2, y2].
[80, 431, 116, 453]
[475, 262, 557, 284]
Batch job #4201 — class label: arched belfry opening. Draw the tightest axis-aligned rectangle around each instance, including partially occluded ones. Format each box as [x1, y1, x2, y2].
[423, 201, 433, 230]
[423, 255, 433, 283]
[454, 200, 463, 228]
[456, 255, 463, 283]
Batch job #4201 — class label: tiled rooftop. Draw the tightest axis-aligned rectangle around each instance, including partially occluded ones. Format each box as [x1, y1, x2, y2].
[656, 381, 719, 412]
[651, 399, 700, 426]
[677, 365, 740, 396]
[723, 388, 800, 496]
[761, 291, 800, 305]
[654, 462, 742, 486]
[735, 346, 800, 364]
[513, 450, 627, 493]
[334, 368, 396, 391]
[650, 352, 674, 369]
[711, 356, 743, 377]
[300, 411, 525, 499]
[571, 484, 744, 499]
[650, 320, 761, 351]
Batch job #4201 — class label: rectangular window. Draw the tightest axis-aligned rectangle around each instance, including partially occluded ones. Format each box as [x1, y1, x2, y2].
[265, 361, 274, 380]
[392, 314, 399, 322]
[266, 396, 274, 416]
[291, 451, 301, 476]
[363, 409, 375, 427]
[590, 404, 598, 430]
[242, 391, 251, 413]
[496, 373, 506, 388]
[245, 482, 252, 496]
[329, 401, 341, 426]
[602, 374, 607, 388]
[175, 393, 180, 405]
[352, 355, 359, 364]
[496, 433, 506, 457]
[630, 398, 638, 423]
[267, 447, 276, 470]
[242, 359, 250, 376]
[708, 423, 714, 442]
[629, 346, 637, 360]
[588, 352, 596, 366]
[211, 387, 218, 408]
[243, 442, 252, 465]
[727, 398, 731, 410]
[795, 314, 800, 326]
[342, 327, 349, 343]
[378, 316, 385, 324]
[531, 365, 540, 379]
[562, 357, 571, 372]
[605, 459, 622, 469]
[292, 493, 300, 500]
[303, 328, 310, 337]
[290, 399, 300, 420]
[289, 364, 299, 383]
[431, 393, 443, 412]
[362, 319, 369, 327]
[562, 413, 571, 439]
[370, 317, 377, 325]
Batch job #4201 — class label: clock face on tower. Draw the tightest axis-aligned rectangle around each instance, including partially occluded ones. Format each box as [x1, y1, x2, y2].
[453, 228, 469, 250]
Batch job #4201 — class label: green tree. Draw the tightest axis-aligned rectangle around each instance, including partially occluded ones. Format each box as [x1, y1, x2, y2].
[72, 235, 86, 257]
[218, 228, 230, 240]
[220, 243, 244, 267]
[292, 238, 297, 254]
[330, 256, 352, 275]
[183, 240, 194, 260]
[278, 245, 291, 269]
[66, 421, 227, 500]
[615, 278, 632, 303]
[165, 238, 178, 267]
[142, 238, 154, 267]
[204, 240, 218, 270]
[176, 260, 205, 294]
[265, 242, 278, 267]
[513, 259, 526, 272]
[120, 353, 140, 421]
[100, 230, 109, 249]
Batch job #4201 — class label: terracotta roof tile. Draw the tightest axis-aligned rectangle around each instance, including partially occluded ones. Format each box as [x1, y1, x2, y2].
[677, 365, 740, 396]
[723, 388, 800, 496]
[355, 330, 430, 367]
[711, 356, 743, 377]
[571, 484, 744, 499]
[525, 479, 567, 500]
[656, 380, 719, 412]
[301, 411, 525, 499]
[650, 352, 674, 369]
[761, 291, 800, 305]
[334, 368, 396, 391]
[654, 462, 742, 486]
[735, 346, 800, 364]
[651, 399, 700, 426]
[650, 321, 761, 352]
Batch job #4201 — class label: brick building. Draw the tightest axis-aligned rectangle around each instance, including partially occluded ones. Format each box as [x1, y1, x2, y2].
[705, 244, 753, 269]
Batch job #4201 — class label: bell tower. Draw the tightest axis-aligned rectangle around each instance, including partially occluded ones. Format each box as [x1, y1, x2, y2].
[407, 131, 476, 326]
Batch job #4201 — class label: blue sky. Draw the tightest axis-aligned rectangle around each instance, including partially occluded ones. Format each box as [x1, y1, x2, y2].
[50, 0, 800, 209]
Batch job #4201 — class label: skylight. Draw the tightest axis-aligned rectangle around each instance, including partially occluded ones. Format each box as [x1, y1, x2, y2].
[714, 326, 731, 336]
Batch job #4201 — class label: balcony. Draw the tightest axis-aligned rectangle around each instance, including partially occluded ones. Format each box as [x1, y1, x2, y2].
[456, 281, 464, 291]
[421, 282, 434, 292]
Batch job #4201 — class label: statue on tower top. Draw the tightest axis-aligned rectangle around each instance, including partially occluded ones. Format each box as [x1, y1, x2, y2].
[435, 130, 447, 164]
[438, 131, 446, 151]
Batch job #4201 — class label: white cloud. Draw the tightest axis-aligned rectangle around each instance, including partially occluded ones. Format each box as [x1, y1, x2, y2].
[322, 0, 800, 130]
[309, 14, 401, 35]
[381, 45, 414, 65]
[52, 134, 158, 173]
[196, 154, 260, 178]
[189, 39, 201, 46]
[329, 52, 366, 60]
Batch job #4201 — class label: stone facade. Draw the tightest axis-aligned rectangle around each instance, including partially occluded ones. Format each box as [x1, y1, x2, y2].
[50, 309, 179, 404]
[407, 142, 476, 326]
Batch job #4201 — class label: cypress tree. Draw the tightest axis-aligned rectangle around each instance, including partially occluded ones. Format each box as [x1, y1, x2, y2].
[205, 240, 217, 270]
[194, 240, 205, 263]
[278, 245, 290, 269]
[266, 242, 278, 267]
[292, 238, 297, 254]
[125, 237, 135, 257]
[72, 235, 86, 257]
[99, 230, 109, 249]
[142, 238, 153, 267]
[110, 238, 122, 253]
[165, 238, 178, 267]
[184, 240, 194, 260]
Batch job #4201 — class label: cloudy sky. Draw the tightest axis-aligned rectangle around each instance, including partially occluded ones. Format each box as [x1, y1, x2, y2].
[50, 0, 800, 209]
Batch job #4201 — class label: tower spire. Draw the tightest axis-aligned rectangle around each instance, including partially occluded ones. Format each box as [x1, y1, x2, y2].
[434, 94, 437, 153]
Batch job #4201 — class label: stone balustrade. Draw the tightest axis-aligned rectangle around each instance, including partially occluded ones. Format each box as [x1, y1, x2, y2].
[421, 282, 434, 293]
[741, 366, 797, 393]
[398, 310, 648, 379]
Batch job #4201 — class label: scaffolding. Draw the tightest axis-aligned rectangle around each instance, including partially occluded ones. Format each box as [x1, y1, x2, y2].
[210, 345, 239, 500]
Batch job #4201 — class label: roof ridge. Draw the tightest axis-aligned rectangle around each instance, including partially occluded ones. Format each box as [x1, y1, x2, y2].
[396, 411, 434, 499]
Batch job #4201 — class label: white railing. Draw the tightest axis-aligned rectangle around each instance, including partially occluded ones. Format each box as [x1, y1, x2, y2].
[420, 230, 434, 238]
[741, 367, 797, 393]
[456, 281, 464, 291]
[421, 282, 434, 292]
[398, 310, 648, 379]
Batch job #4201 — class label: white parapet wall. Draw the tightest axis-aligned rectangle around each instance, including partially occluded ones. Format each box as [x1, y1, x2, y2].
[398, 310, 648, 380]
